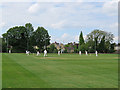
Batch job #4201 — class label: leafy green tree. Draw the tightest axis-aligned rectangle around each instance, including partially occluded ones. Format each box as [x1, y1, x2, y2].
[74, 45, 78, 53]
[79, 31, 84, 50]
[64, 44, 70, 47]
[32, 27, 50, 51]
[25, 23, 34, 51]
[86, 29, 114, 53]
[48, 44, 57, 53]
[53, 48, 58, 53]
[109, 43, 115, 53]
[104, 41, 111, 53]
[2, 26, 28, 52]
[49, 44, 55, 51]
[64, 48, 68, 53]
[2, 33, 7, 52]
[64, 44, 71, 48]
[2, 23, 51, 53]
[80, 43, 90, 53]
[87, 41, 96, 53]
[2, 39, 7, 52]
[98, 36, 105, 53]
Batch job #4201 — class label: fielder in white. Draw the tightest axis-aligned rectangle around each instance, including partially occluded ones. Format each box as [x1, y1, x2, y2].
[26, 50, 29, 56]
[26, 50, 28, 55]
[79, 51, 81, 55]
[28, 51, 30, 55]
[36, 51, 40, 56]
[9, 50, 11, 53]
[95, 51, 98, 56]
[44, 50, 47, 57]
[58, 50, 60, 55]
[61, 49, 63, 54]
[85, 51, 88, 55]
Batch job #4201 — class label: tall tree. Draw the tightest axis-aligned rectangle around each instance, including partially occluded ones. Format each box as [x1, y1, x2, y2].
[2, 26, 28, 52]
[98, 35, 105, 53]
[79, 31, 84, 50]
[48, 44, 58, 53]
[86, 29, 114, 52]
[2, 23, 51, 53]
[25, 23, 34, 51]
[32, 27, 50, 51]
[2, 33, 7, 52]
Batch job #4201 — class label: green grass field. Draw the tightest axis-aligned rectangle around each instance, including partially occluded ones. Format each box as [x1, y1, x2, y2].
[2, 53, 118, 88]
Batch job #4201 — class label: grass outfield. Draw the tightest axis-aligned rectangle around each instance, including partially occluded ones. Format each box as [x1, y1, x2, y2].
[2, 53, 118, 88]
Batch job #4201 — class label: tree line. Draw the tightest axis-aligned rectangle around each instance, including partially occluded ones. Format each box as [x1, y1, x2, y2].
[78, 30, 115, 53]
[1, 23, 116, 53]
[2, 23, 50, 53]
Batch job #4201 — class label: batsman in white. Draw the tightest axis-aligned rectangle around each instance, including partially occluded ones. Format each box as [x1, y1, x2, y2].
[36, 51, 40, 56]
[79, 51, 81, 55]
[44, 50, 47, 57]
[95, 51, 98, 56]
[58, 50, 60, 55]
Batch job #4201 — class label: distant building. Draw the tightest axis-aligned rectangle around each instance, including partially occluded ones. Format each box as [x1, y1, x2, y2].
[114, 44, 120, 53]
[48, 42, 79, 53]
[73, 42, 79, 49]
[48, 42, 65, 51]
[59, 43, 65, 51]
[65, 47, 74, 53]
[64, 42, 78, 53]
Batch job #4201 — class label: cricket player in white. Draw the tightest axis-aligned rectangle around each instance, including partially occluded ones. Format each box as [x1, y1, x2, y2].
[61, 49, 63, 54]
[44, 50, 47, 57]
[26, 50, 28, 55]
[26, 50, 29, 56]
[58, 50, 60, 55]
[9, 50, 11, 53]
[85, 51, 88, 55]
[79, 51, 81, 55]
[37, 51, 40, 56]
[95, 51, 98, 56]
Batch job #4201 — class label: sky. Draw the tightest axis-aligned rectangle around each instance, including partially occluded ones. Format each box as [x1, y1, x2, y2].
[0, 0, 119, 44]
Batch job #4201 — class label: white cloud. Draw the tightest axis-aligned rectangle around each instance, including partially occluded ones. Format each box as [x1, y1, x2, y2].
[110, 22, 118, 30]
[0, 22, 5, 36]
[50, 33, 71, 43]
[113, 36, 118, 43]
[74, 35, 87, 43]
[51, 33, 80, 44]
[61, 33, 69, 38]
[74, 35, 79, 41]
[51, 20, 66, 29]
[26, 2, 118, 31]
[0, 22, 5, 28]
[0, 0, 118, 2]
[1, 2, 118, 43]
[28, 3, 39, 13]
[102, 0, 118, 16]
[118, 36, 120, 43]
[83, 35, 87, 40]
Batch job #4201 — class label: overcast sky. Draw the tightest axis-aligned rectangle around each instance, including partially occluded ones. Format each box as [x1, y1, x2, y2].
[0, 0, 118, 44]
